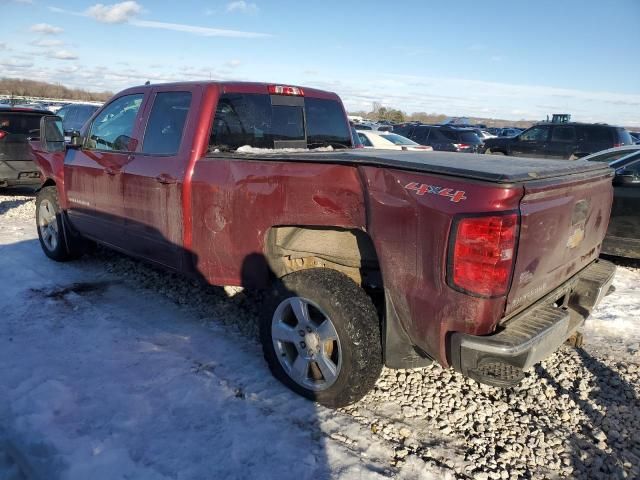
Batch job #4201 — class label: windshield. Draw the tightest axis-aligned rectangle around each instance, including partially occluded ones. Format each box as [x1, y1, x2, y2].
[590, 149, 640, 163]
[209, 93, 351, 151]
[379, 133, 418, 146]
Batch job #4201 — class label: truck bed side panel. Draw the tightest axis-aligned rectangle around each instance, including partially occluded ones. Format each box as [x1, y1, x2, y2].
[360, 166, 523, 365]
[190, 159, 367, 286]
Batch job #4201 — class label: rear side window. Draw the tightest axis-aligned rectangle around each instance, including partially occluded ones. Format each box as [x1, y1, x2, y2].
[551, 126, 576, 142]
[209, 93, 350, 151]
[0, 113, 42, 142]
[87, 94, 143, 152]
[142, 92, 192, 155]
[581, 126, 613, 143]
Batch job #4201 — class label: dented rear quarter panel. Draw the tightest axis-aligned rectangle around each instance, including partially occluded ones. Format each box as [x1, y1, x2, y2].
[190, 159, 367, 286]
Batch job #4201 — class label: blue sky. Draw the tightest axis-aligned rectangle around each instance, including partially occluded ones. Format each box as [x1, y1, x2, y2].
[1, 0, 639, 125]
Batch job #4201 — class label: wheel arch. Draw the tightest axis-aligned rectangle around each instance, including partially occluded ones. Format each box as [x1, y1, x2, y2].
[263, 225, 382, 288]
[37, 177, 57, 192]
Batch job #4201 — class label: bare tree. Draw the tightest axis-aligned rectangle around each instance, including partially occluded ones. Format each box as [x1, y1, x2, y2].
[0, 77, 113, 102]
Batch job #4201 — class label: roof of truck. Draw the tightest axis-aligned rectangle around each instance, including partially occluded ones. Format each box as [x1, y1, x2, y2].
[123, 81, 341, 100]
[206, 150, 612, 183]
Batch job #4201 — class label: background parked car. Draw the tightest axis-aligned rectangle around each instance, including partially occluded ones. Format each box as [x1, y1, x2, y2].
[0, 107, 53, 187]
[474, 128, 497, 140]
[350, 126, 364, 148]
[392, 124, 483, 153]
[56, 103, 101, 140]
[357, 130, 433, 151]
[498, 128, 523, 137]
[483, 122, 634, 159]
[584, 145, 640, 259]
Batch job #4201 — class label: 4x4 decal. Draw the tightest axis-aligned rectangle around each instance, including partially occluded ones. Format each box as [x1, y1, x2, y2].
[405, 182, 467, 203]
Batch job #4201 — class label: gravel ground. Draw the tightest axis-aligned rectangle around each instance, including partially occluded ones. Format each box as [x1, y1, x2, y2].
[1, 188, 639, 479]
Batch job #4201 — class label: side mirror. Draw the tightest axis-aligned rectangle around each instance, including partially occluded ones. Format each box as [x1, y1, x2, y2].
[39, 115, 65, 153]
[69, 130, 83, 148]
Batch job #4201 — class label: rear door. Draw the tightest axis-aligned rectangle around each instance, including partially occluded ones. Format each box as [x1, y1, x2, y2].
[546, 125, 578, 159]
[64, 92, 147, 244]
[510, 125, 550, 157]
[121, 87, 196, 269]
[579, 126, 615, 155]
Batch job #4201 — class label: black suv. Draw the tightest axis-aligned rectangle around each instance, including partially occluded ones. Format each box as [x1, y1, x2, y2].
[482, 122, 634, 159]
[55, 103, 100, 138]
[392, 124, 483, 153]
[0, 107, 52, 188]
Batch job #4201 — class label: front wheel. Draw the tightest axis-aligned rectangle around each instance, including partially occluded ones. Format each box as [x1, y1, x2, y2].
[260, 268, 383, 408]
[36, 186, 86, 261]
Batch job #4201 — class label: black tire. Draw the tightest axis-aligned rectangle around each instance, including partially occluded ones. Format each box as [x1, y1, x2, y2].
[35, 186, 86, 261]
[260, 268, 383, 408]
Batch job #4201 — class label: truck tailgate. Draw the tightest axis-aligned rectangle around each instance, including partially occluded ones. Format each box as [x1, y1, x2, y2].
[505, 170, 614, 316]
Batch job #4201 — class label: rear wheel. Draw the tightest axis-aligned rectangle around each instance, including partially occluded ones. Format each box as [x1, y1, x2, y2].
[260, 268, 383, 408]
[36, 186, 86, 261]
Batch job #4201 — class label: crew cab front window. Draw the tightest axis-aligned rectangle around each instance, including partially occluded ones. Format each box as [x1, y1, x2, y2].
[86, 94, 143, 152]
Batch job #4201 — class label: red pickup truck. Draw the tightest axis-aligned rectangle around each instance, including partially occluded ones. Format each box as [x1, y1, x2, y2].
[31, 81, 616, 407]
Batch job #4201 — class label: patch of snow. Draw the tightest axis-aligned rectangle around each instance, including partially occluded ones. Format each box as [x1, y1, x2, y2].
[235, 145, 334, 154]
[0, 217, 440, 479]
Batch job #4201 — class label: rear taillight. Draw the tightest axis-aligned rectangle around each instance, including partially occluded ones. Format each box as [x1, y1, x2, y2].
[354, 144, 364, 149]
[613, 143, 623, 148]
[454, 143, 470, 150]
[0, 130, 6, 140]
[448, 213, 519, 297]
[268, 85, 304, 96]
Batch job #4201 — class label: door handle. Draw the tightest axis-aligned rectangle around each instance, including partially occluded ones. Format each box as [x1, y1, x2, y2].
[104, 167, 120, 176]
[155, 174, 177, 185]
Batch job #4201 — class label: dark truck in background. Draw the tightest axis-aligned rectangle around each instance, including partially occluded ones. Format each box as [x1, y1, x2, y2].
[483, 122, 634, 159]
[31, 81, 616, 407]
[0, 107, 52, 188]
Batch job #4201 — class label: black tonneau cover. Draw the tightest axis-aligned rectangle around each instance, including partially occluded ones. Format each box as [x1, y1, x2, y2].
[206, 150, 611, 183]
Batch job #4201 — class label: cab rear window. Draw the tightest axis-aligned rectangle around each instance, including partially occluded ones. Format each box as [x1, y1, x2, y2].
[0, 113, 42, 141]
[209, 93, 351, 151]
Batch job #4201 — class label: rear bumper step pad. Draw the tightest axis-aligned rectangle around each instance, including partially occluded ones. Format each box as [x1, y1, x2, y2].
[450, 259, 616, 387]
